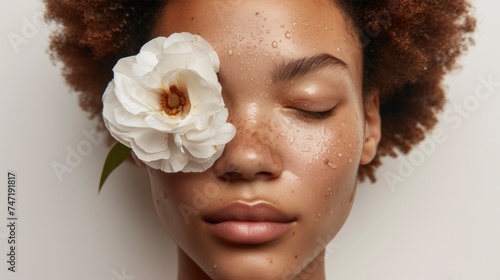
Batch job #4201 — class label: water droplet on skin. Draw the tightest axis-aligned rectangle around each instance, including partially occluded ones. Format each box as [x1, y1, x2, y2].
[285, 31, 291, 39]
[266, 29, 270, 33]
[259, 37, 264, 42]
[338, 153, 343, 157]
[328, 162, 337, 169]
[281, 24, 285, 28]
[228, 50, 233, 56]
[272, 41, 278, 48]
[276, 51, 281, 56]
[161, 191, 167, 199]
[246, 42, 251, 48]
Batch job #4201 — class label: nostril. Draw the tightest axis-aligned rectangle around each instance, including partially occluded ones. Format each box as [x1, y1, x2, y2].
[221, 172, 241, 182]
[255, 171, 275, 178]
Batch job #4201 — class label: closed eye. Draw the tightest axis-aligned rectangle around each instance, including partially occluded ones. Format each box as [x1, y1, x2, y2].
[294, 108, 335, 120]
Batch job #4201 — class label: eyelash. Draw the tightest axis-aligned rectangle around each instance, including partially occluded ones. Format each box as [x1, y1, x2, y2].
[294, 108, 335, 120]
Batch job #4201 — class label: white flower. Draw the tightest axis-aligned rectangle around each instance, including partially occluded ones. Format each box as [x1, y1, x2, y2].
[102, 32, 236, 173]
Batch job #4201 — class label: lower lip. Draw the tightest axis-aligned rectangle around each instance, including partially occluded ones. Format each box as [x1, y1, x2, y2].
[207, 221, 293, 244]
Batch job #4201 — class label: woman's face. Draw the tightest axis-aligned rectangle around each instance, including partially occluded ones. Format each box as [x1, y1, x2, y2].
[148, 0, 380, 279]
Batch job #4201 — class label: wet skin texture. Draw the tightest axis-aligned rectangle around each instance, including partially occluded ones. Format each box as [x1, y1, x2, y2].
[147, 0, 381, 279]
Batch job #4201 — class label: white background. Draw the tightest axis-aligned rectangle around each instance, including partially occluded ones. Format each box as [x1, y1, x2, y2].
[1, 1, 499, 279]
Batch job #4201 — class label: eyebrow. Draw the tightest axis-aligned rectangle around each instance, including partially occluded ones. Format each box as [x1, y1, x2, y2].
[272, 53, 349, 82]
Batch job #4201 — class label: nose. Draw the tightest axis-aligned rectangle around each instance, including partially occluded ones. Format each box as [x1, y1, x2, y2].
[213, 109, 283, 182]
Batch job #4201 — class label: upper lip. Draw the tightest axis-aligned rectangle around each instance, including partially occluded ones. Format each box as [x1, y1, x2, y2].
[203, 201, 297, 223]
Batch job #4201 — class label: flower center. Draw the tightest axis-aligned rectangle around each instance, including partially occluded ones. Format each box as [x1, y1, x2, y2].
[161, 85, 187, 116]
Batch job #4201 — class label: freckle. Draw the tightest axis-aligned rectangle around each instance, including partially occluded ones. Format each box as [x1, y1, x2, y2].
[295, 255, 298, 259]
[191, 17, 194, 21]
[292, 232, 296, 236]
[255, 12, 260, 16]
[268, 258, 273, 264]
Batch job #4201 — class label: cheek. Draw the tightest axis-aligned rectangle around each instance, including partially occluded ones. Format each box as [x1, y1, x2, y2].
[276, 107, 364, 181]
[148, 169, 201, 238]
[275, 107, 362, 234]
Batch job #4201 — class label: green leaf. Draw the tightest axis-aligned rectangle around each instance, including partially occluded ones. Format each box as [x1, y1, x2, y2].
[98, 142, 132, 193]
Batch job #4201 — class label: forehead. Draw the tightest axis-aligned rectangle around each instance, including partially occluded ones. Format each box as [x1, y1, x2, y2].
[152, 0, 362, 84]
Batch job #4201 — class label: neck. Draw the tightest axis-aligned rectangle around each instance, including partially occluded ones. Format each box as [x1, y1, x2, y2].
[177, 248, 211, 280]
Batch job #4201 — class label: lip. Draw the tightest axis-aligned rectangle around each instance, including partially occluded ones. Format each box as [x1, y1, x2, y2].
[204, 201, 296, 245]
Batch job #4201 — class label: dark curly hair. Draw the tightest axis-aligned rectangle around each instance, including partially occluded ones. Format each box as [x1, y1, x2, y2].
[44, 0, 476, 181]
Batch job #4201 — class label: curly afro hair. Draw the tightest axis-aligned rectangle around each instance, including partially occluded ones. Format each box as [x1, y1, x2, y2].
[44, 0, 476, 181]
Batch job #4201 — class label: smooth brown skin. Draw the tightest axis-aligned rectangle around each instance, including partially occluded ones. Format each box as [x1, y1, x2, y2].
[146, 0, 381, 279]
